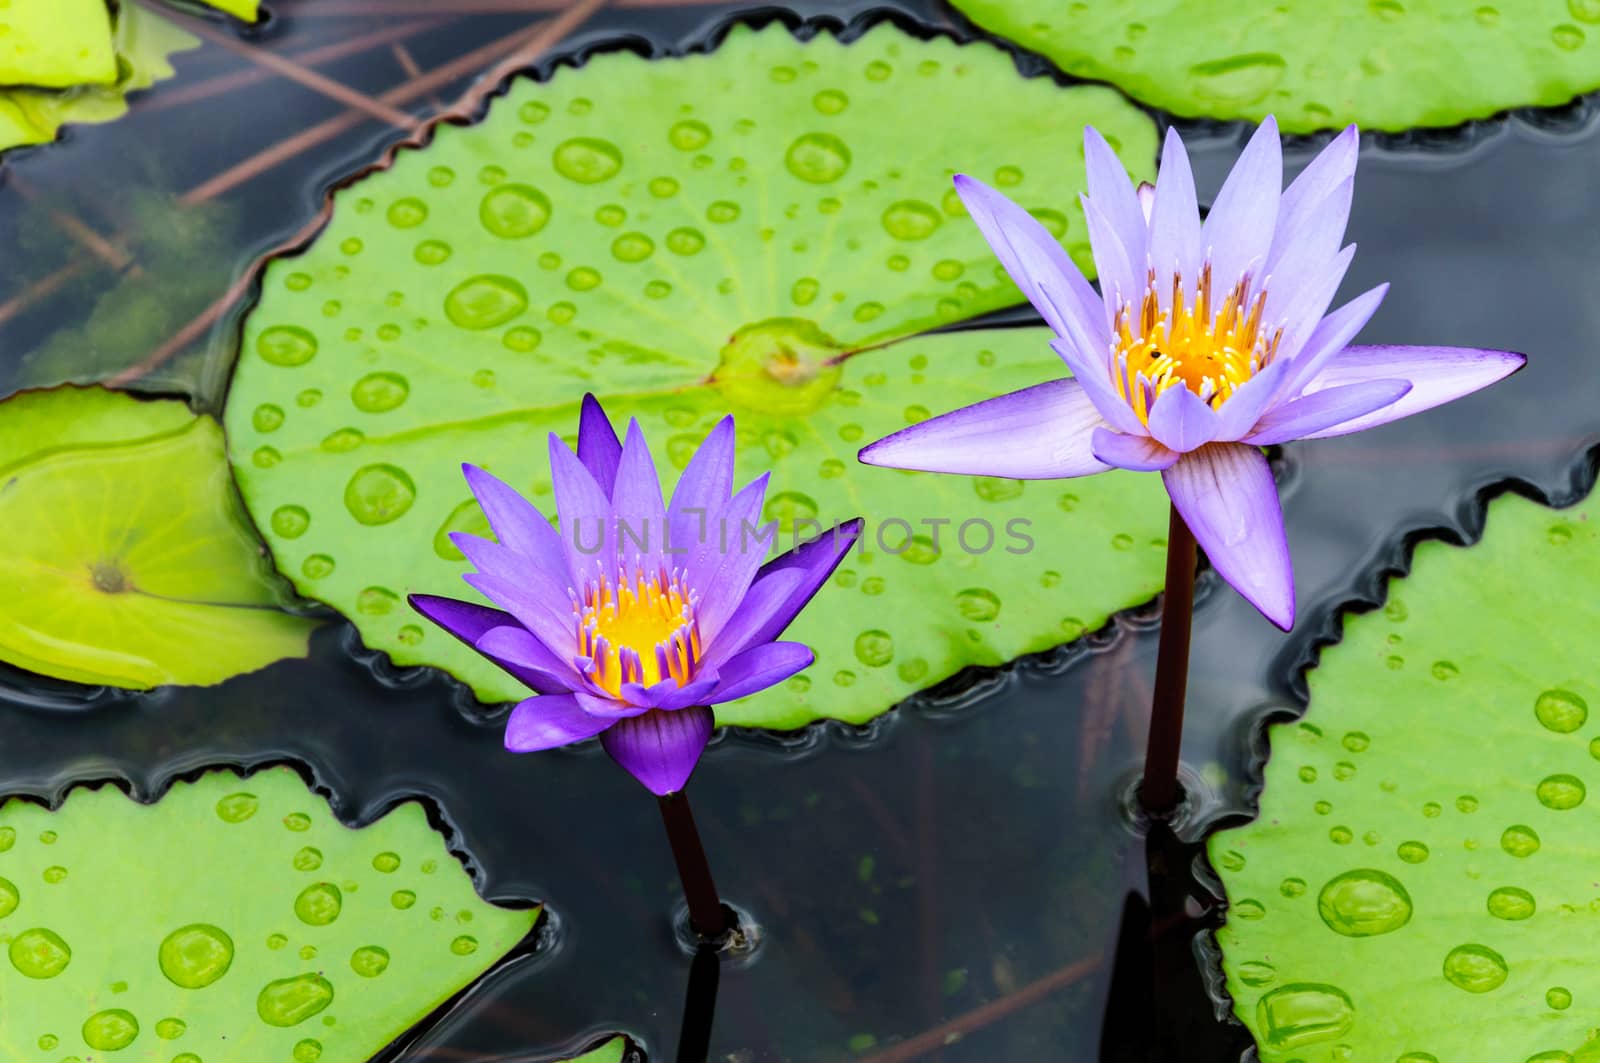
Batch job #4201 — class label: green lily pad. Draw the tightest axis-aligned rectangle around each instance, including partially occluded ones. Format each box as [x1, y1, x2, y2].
[0, 386, 319, 689]
[0, 3, 198, 153]
[0, 765, 538, 1062]
[568, 1037, 629, 1063]
[948, 0, 1600, 133]
[224, 22, 1170, 728]
[0, 0, 117, 89]
[197, 0, 262, 22]
[1212, 491, 1600, 1061]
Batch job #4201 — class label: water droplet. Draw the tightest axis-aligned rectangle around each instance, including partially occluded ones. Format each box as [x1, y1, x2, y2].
[553, 137, 623, 183]
[286, 272, 312, 291]
[1537, 773, 1586, 810]
[1279, 877, 1307, 898]
[854, 630, 894, 667]
[427, 165, 454, 187]
[1554, 23, 1587, 49]
[1548, 985, 1573, 1009]
[9, 928, 70, 978]
[785, 132, 852, 183]
[478, 183, 551, 239]
[1233, 899, 1266, 919]
[706, 201, 741, 224]
[216, 792, 259, 823]
[1254, 983, 1354, 1051]
[1341, 732, 1370, 753]
[295, 1039, 324, 1062]
[1238, 960, 1276, 987]
[864, 59, 892, 80]
[648, 176, 679, 198]
[295, 883, 343, 926]
[610, 232, 655, 263]
[345, 464, 416, 525]
[252, 404, 285, 433]
[665, 227, 706, 256]
[1186, 52, 1288, 104]
[270, 505, 310, 540]
[668, 119, 711, 151]
[302, 554, 335, 580]
[1316, 869, 1413, 937]
[972, 476, 1024, 502]
[82, 1009, 139, 1051]
[1443, 943, 1508, 993]
[159, 924, 234, 988]
[1456, 794, 1478, 813]
[339, 237, 363, 256]
[1397, 840, 1429, 863]
[1501, 824, 1541, 857]
[392, 890, 417, 910]
[451, 935, 479, 955]
[1329, 826, 1353, 844]
[1431, 660, 1459, 680]
[386, 197, 428, 228]
[351, 945, 390, 977]
[1535, 688, 1588, 732]
[257, 973, 335, 1026]
[791, 277, 819, 305]
[1474, 5, 1500, 23]
[813, 88, 848, 114]
[1217, 850, 1246, 872]
[1487, 886, 1536, 920]
[0, 875, 17, 919]
[41, 865, 65, 883]
[882, 200, 942, 240]
[257, 325, 318, 367]
[414, 239, 452, 265]
[1369, 0, 1405, 18]
[1572, 0, 1600, 22]
[445, 275, 528, 330]
[955, 588, 1001, 622]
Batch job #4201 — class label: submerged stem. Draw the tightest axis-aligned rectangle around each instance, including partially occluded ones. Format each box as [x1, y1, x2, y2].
[658, 791, 730, 938]
[1139, 504, 1197, 815]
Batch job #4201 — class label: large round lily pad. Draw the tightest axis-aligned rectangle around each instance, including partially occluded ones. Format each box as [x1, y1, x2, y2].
[0, 386, 319, 689]
[1212, 491, 1600, 1061]
[224, 22, 1170, 728]
[0, 765, 538, 1062]
[0, 0, 117, 88]
[948, 0, 1600, 132]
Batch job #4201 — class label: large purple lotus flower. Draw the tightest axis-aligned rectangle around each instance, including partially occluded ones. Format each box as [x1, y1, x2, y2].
[411, 395, 860, 795]
[859, 118, 1524, 630]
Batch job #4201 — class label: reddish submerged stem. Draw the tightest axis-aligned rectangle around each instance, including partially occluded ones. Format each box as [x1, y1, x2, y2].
[1139, 504, 1197, 815]
[658, 791, 729, 939]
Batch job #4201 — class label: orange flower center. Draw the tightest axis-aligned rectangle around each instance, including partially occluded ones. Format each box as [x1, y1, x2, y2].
[577, 570, 700, 697]
[1112, 263, 1282, 424]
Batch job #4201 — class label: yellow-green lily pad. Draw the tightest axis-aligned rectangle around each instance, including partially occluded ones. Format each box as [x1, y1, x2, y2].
[0, 386, 319, 689]
[0, 0, 117, 89]
[0, 765, 539, 1062]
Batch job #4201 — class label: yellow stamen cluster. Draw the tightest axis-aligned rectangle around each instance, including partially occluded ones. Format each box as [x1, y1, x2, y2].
[1112, 263, 1283, 424]
[577, 570, 700, 697]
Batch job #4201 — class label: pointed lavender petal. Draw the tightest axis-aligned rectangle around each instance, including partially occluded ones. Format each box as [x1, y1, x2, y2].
[953, 173, 1108, 347]
[1275, 283, 1389, 400]
[1090, 426, 1179, 471]
[1148, 126, 1202, 297]
[711, 641, 815, 701]
[1162, 443, 1294, 630]
[735, 517, 863, 652]
[1043, 310, 1145, 434]
[623, 673, 721, 711]
[1272, 243, 1357, 364]
[577, 393, 623, 498]
[688, 473, 773, 641]
[1146, 383, 1222, 453]
[1083, 125, 1149, 270]
[574, 688, 650, 719]
[1080, 192, 1141, 329]
[600, 705, 715, 795]
[549, 432, 614, 579]
[1294, 345, 1526, 439]
[411, 593, 573, 695]
[460, 569, 577, 663]
[858, 378, 1111, 479]
[1202, 116, 1282, 291]
[1245, 379, 1412, 445]
[612, 419, 668, 573]
[462, 464, 566, 572]
[1269, 124, 1358, 267]
[476, 625, 583, 688]
[1262, 178, 1354, 331]
[505, 693, 614, 753]
[1212, 358, 1293, 441]
[700, 568, 806, 667]
[667, 415, 735, 562]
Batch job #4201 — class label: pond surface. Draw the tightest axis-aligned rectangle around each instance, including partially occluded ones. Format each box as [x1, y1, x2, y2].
[1, 1, 1597, 1060]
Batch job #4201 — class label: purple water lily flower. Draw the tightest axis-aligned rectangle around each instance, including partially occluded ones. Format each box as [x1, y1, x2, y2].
[411, 395, 861, 796]
[859, 117, 1524, 630]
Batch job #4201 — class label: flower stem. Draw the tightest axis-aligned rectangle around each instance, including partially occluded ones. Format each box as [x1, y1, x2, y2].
[658, 791, 730, 938]
[676, 942, 722, 1061]
[1139, 503, 1197, 815]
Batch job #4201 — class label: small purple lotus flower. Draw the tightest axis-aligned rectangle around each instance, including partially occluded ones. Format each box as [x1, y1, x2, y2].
[859, 118, 1524, 630]
[411, 395, 861, 795]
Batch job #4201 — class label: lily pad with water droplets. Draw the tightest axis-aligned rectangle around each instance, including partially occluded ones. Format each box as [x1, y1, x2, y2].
[0, 766, 537, 1062]
[948, 0, 1600, 133]
[224, 21, 1170, 728]
[1212, 492, 1600, 1061]
[0, 0, 118, 88]
[0, 386, 319, 689]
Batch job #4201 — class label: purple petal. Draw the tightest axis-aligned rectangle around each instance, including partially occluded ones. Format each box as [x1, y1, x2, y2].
[612, 419, 668, 572]
[668, 415, 735, 561]
[577, 393, 623, 498]
[1275, 283, 1389, 400]
[1083, 125, 1149, 273]
[600, 706, 715, 795]
[858, 378, 1110, 479]
[1272, 243, 1357, 364]
[1244, 379, 1412, 445]
[700, 568, 806, 668]
[1262, 178, 1354, 337]
[739, 518, 864, 651]
[476, 625, 582, 690]
[1080, 193, 1141, 327]
[1212, 358, 1293, 441]
[411, 592, 573, 695]
[574, 688, 649, 719]
[1044, 325, 1145, 436]
[622, 674, 721, 711]
[460, 569, 577, 663]
[954, 174, 1108, 347]
[1202, 116, 1282, 292]
[1148, 127, 1202, 295]
[1162, 444, 1294, 630]
[1269, 125, 1358, 268]
[462, 464, 567, 573]
[1146, 384, 1222, 453]
[711, 641, 815, 702]
[549, 432, 615, 578]
[505, 693, 615, 752]
[1294, 345, 1526, 439]
[1090, 427, 1179, 471]
[687, 474, 773, 642]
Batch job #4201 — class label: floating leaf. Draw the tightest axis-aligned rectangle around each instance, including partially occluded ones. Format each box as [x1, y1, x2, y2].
[196, 0, 262, 22]
[0, 0, 117, 88]
[568, 1037, 629, 1063]
[0, 386, 319, 689]
[0, 766, 537, 1062]
[224, 22, 1168, 728]
[1213, 492, 1600, 1060]
[947, 0, 1600, 133]
[0, 4, 199, 153]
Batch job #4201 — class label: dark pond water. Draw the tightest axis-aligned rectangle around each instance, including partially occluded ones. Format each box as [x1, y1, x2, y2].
[2, 1, 1598, 1059]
